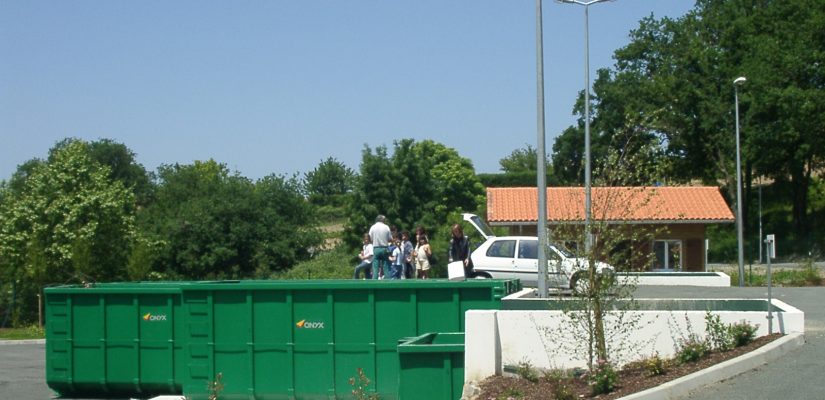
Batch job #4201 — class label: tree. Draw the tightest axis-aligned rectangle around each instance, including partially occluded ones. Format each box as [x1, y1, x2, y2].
[499, 144, 548, 173]
[549, 0, 824, 254]
[137, 160, 321, 280]
[345, 139, 485, 269]
[741, 0, 825, 238]
[0, 140, 136, 323]
[552, 68, 668, 186]
[548, 141, 665, 377]
[304, 157, 355, 207]
[50, 138, 154, 205]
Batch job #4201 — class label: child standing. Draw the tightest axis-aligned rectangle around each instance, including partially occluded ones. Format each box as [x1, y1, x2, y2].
[414, 236, 432, 279]
[387, 237, 402, 279]
[353, 233, 374, 279]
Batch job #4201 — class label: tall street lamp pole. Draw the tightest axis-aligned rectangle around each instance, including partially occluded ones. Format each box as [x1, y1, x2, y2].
[734, 76, 747, 286]
[536, 0, 549, 297]
[758, 176, 763, 264]
[558, 0, 612, 255]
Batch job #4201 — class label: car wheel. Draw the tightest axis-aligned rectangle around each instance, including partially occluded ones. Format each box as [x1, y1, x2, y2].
[600, 269, 617, 286]
[470, 271, 493, 279]
[570, 272, 590, 295]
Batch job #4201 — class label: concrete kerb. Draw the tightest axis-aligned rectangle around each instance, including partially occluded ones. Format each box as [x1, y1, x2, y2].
[0, 339, 45, 345]
[617, 332, 805, 400]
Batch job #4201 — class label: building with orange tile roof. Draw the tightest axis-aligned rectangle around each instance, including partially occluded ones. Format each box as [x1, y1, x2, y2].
[485, 186, 734, 271]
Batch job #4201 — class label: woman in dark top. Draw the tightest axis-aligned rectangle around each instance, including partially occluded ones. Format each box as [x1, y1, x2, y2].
[448, 223, 473, 277]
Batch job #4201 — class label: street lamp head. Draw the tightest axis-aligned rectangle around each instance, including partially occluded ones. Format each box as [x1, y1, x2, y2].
[556, 0, 614, 5]
[734, 76, 747, 85]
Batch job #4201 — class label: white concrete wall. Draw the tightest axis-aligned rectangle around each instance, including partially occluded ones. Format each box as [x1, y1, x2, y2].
[617, 272, 731, 287]
[465, 299, 803, 383]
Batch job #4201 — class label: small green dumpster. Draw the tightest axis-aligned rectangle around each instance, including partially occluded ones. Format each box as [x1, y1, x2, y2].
[398, 333, 465, 400]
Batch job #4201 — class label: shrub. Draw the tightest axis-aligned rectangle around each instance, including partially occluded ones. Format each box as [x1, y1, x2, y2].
[730, 321, 759, 347]
[207, 372, 224, 400]
[643, 353, 668, 377]
[271, 246, 352, 280]
[349, 368, 379, 400]
[589, 359, 618, 395]
[543, 370, 575, 400]
[705, 312, 735, 352]
[497, 386, 524, 399]
[801, 259, 823, 285]
[676, 336, 709, 364]
[515, 360, 539, 383]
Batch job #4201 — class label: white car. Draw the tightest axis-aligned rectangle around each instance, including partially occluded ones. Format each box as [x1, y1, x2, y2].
[462, 213, 614, 290]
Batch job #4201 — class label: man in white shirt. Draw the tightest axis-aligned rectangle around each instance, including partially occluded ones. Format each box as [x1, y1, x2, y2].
[369, 215, 392, 280]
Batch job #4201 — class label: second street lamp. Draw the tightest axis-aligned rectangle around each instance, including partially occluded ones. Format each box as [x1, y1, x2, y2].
[734, 76, 746, 287]
[558, 0, 613, 256]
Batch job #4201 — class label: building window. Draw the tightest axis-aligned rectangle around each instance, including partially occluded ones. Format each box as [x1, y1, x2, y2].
[653, 240, 682, 271]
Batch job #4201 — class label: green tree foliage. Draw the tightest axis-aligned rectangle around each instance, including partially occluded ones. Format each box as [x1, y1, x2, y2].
[548, 0, 825, 253]
[499, 144, 548, 173]
[304, 157, 355, 207]
[477, 171, 559, 188]
[484, 144, 557, 188]
[0, 140, 136, 323]
[345, 139, 485, 266]
[50, 138, 154, 205]
[137, 160, 321, 280]
[552, 68, 668, 186]
[557, 0, 824, 241]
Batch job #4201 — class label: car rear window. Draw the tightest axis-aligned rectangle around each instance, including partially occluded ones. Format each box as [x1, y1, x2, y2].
[486, 240, 516, 258]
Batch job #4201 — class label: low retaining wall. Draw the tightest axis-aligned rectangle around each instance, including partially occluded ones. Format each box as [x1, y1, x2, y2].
[618, 271, 731, 287]
[464, 297, 804, 383]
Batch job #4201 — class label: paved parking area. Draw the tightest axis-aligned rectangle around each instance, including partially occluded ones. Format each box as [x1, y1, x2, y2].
[636, 286, 825, 400]
[1, 286, 822, 399]
[0, 341, 53, 399]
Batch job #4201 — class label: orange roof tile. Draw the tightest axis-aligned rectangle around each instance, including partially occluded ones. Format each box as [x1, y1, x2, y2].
[487, 186, 734, 224]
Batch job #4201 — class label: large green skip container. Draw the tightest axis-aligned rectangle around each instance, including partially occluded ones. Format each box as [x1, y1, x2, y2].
[398, 333, 465, 400]
[180, 279, 517, 400]
[45, 282, 190, 398]
[45, 279, 519, 399]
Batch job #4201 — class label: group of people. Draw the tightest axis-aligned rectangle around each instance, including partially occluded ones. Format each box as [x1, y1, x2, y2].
[354, 215, 432, 280]
[353, 214, 476, 280]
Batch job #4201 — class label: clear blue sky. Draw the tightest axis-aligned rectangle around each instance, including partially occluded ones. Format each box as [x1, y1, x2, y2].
[1, 1, 694, 181]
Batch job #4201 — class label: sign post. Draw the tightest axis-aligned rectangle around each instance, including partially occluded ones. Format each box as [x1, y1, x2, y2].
[765, 234, 776, 334]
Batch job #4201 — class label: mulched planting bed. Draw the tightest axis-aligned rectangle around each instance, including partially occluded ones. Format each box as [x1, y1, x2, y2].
[477, 333, 783, 400]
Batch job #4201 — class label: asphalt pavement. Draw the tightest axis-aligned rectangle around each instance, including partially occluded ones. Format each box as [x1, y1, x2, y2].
[1, 286, 822, 400]
[0, 340, 53, 399]
[633, 286, 825, 400]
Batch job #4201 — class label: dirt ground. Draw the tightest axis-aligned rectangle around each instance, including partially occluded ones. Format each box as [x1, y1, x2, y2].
[474, 333, 782, 400]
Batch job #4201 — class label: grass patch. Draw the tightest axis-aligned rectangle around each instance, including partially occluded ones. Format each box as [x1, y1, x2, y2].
[728, 267, 824, 287]
[0, 325, 45, 340]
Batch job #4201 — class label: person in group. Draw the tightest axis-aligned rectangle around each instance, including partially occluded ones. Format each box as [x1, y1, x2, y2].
[415, 225, 428, 244]
[400, 231, 415, 279]
[369, 215, 392, 280]
[414, 235, 432, 279]
[388, 235, 403, 279]
[449, 223, 474, 278]
[353, 233, 373, 279]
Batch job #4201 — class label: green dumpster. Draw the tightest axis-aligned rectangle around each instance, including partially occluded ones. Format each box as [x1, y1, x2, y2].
[398, 333, 465, 400]
[44, 279, 518, 399]
[180, 279, 517, 400]
[45, 282, 189, 398]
